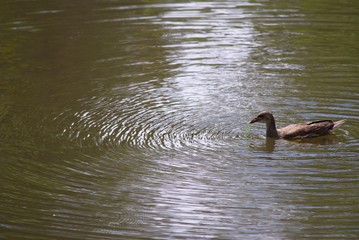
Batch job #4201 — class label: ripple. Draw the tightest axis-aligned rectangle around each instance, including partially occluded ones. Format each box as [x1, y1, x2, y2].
[2, 1, 359, 239]
[56, 80, 240, 155]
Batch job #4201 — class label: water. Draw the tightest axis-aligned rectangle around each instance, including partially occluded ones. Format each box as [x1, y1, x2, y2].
[1, 0, 359, 239]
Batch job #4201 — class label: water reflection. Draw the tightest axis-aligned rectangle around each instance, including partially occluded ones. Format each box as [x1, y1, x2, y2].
[254, 134, 345, 152]
[52, 0, 263, 153]
[1, 0, 359, 239]
[265, 137, 276, 152]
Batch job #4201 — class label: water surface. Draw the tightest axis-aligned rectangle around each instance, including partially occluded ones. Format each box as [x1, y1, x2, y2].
[1, 0, 359, 239]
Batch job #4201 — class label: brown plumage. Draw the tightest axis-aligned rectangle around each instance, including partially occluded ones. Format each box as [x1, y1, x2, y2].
[250, 111, 346, 140]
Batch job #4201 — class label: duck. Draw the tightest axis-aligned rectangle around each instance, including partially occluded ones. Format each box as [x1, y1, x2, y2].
[249, 111, 346, 140]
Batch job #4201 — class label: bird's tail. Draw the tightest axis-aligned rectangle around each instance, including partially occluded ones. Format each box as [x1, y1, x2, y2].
[332, 119, 346, 131]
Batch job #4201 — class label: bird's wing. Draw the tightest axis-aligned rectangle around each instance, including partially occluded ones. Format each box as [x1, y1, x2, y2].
[278, 121, 334, 139]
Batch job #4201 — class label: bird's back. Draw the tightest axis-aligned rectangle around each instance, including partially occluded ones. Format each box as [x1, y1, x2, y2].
[278, 120, 335, 139]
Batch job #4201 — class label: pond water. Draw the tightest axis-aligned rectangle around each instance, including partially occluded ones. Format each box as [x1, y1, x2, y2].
[1, 0, 359, 239]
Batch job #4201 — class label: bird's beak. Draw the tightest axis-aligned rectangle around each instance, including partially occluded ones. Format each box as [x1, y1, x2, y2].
[249, 117, 258, 124]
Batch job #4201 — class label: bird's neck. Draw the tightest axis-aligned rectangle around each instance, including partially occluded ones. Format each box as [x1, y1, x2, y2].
[266, 116, 279, 138]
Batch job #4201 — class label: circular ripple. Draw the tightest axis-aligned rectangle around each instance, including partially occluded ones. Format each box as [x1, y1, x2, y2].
[55, 81, 239, 155]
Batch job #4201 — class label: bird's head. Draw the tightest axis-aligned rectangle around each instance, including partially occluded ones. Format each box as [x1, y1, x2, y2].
[249, 111, 274, 124]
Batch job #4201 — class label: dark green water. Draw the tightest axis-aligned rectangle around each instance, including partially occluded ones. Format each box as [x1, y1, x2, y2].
[1, 0, 358, 239]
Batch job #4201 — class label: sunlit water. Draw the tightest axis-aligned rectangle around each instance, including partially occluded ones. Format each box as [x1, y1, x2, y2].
[1, 0, 359, 239]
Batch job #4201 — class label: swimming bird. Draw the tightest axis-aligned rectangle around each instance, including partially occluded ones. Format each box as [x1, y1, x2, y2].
[250, 111, 346, 140]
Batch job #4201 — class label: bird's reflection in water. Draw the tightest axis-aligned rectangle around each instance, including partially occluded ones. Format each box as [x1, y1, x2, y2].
[265, 137, 276, 152]
[252, 134, 342, 153]
[248, 137, 276, 152]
